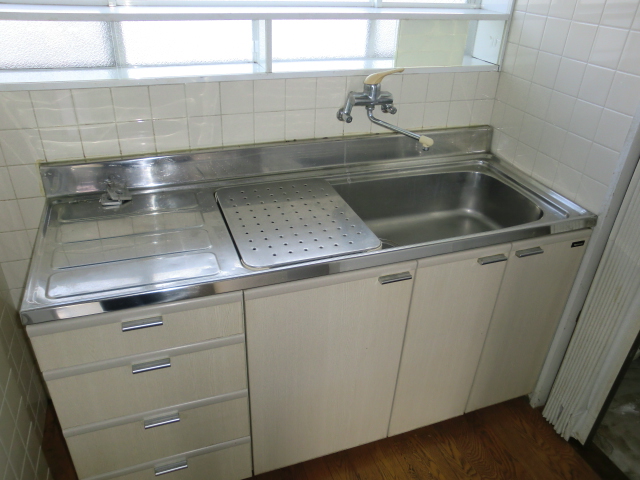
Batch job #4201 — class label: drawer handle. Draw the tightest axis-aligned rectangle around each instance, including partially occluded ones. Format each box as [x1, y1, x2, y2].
[144, 413, 180, 430]
[132, 358, 171, 374]
[379, 272, 413, 284]
[477, 254, 508, 265]
[122, 317, 163, 332]
[154, 460, 188, 476]
[516, 246, 544, 258]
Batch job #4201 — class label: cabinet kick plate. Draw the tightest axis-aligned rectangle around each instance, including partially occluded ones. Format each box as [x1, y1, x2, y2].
[216, 179, 381, 269]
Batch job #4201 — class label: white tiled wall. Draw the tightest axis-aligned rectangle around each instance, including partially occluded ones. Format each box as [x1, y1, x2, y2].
[0, 271, 49, 480]
[0, 71, 497, 307]
[492, 0, 640, 214]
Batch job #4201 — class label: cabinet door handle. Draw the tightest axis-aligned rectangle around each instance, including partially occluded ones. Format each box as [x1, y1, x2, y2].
[154, 460, 188, 476]
[132, 358, 171, 374]
[477, 254, 508, 265]
[378, 272, 413, 284]
[144, 413, 180, 430]
[122, 317, 163, 332]
[515, 246, 544, 258]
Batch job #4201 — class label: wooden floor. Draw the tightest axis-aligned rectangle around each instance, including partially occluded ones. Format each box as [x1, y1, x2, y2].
[45, 398, 603, 480]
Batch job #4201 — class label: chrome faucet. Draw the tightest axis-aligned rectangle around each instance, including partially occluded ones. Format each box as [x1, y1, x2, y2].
[337, 68, 434, 150]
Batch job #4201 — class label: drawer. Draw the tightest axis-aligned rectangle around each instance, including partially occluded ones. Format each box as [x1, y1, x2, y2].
[107, 442, 252, 480]
[28, 293, 243, 371]
[68, 396, 250, 479]
[48, 342, 247, 429]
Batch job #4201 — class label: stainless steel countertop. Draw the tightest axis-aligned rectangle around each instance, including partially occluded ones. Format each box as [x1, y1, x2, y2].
[21, 127, 597, 324]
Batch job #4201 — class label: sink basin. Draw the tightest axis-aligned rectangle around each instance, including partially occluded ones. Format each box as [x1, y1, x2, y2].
[333, 171, 544, 247]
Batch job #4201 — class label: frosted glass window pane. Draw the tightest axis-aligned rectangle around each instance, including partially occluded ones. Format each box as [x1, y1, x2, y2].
[118, 21, 253, 66]
[0, 21, 114, 69]
[383, 0, 467, 3]
[273, 20, 397, 61]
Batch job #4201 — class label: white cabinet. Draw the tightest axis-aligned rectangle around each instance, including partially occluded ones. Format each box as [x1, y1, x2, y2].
[245, 262, 416, 475]
[389, 244, 510, 436]
[466, 229, 591, 413]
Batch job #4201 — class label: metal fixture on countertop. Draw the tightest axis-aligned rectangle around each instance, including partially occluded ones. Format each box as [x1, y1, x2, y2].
[100, 176, 132, 208]
[337, 68, 434, 150]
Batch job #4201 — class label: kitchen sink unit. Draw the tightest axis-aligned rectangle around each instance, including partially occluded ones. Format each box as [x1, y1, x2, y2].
[21, 126, 596, 480]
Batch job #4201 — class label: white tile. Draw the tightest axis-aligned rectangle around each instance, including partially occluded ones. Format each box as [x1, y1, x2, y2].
[589, 26, 629, 69]
[371, 109, 398, 134]
[0, 93, 37, 131]
[30, 90, 77, 128]
[450, 73, 479, 101]
[573, 0, 605, 24]
[153, 118, 190, 152]
[560, 132, 592, 170]
[117, 120, 156, 156]
[538, 124, 567, 160]
[343, 109, 371, 135]
[601, 0, 638, 28]
[17, 197, 45, 230]
[221, 113, 254, 146]
[471, 100, 494, 125]
[633, 7, 640, 30]
[493, 130, 518, 163]
[187, 116, 222, 150]
[379, 73, 402, 98]
[0, 231, 33, 262]
[111, 87, 152, 122]
[0, 146, 4, 167]
[512, 46, 539, 81]
[72, 88, 115, 125]
[554, 58, 586, 96]
[398, 74, 428, 104]
[426, 73, 455, 102]
[532, 152, 558, 185]
[562, 23, 597, 62]
[345, 75, 367, 94]
[509, 12, 526, 43]
[578, 65, 616, 106]
[285, 78, 316, 111]
[397, 104, 425, 129]
[585, 143, 619, 185]
[502, 43, 519, 74]
[2, 261, 29, 290]
[527, 0, 551, 15]
[220, 81, 254, 115]
[314, 108, 344, 139]
[519, 113, 544, 148]
[507, 76, 531, 111]
[568, 100, 603, 139]
[79, 124, 120, 159]
[253, 80, 285, 113]
[503, 104, 526, 139]
[149, 85, 187, 120]
[0, 201, 25, 233]
[0, 130, 44, 166]
[548, 0, 578, 19]
[594, 108, 633, 151]
[0, 168, 16, 201]
[553, 164, 582, 199]
[546, 91, 577, 129]
[576, 175, 608, 213]
[422, 102, 450, 129]
[526, 84, 552, 119]
[255, 111, 286, 144]
[519, 14, 547, 49]
[495, 73, 513, 103]
[514, 141, 538, 174]
[447, 101, 473, 127]
[285, 110, 315, 141]
[316, 77, 347, 110]
[39, 127, 83, 162]
[516, 0, 529, 12]
[185, 83, 221, 117]
[540, 17, 571, 54]
[491, 100, 506, 130]
[532, 52, 562, 88]
[475, 72, 499, 99]
[618, 31, 640, 75]
[8, 165, 41, 199]
[605, 72, 640, 116]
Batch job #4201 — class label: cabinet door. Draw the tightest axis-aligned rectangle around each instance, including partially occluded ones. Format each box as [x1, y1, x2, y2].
[245, 262, 416, 474]
[466, 230, 591, 413]
[388, 244, 509, 436]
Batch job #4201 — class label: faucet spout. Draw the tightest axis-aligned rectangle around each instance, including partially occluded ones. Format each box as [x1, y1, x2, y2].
[365, 107, 434, 150]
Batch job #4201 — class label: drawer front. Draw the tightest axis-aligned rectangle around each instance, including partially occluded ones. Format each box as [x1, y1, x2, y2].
[110, 443, 252, 480]
[68, 397, 250, 479]
[30, 300, 243, 371]
[49, 343, 247, 429]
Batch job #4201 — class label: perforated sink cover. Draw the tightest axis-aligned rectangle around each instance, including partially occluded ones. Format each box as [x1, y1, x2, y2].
[216, 179, 381, 269]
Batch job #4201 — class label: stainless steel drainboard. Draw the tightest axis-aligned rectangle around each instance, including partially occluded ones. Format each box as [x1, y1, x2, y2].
[216, 179, 381, 269]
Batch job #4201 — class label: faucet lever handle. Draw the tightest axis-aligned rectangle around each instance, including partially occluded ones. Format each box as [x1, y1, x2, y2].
[364, 68, 405, 85]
